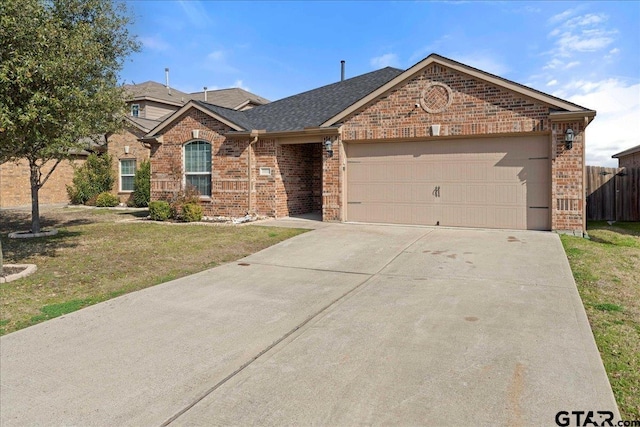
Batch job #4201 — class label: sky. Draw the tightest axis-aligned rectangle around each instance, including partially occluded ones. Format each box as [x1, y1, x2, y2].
[120, 1, 640, 167]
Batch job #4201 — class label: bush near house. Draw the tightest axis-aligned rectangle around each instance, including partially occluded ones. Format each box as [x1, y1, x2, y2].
[67, 153, 115, 205]
[169, 185, 201, 221]
[149, 201, 171, 221]
[95, 192, 119, 207]
[132, 160, 150, 208]
[182, 203, 203, 222]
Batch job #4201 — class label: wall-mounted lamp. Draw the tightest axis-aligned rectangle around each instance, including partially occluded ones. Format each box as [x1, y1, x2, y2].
[324, 138, 334, 158]
[564, 128, 574, 150]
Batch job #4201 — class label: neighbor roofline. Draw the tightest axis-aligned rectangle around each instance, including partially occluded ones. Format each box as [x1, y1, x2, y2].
[322, 53, 595, 127]
[127, 95, 185, 107]
[123, 116, 153, 133]
[612, 144, 640, 158]
[146, 100, 246, 137]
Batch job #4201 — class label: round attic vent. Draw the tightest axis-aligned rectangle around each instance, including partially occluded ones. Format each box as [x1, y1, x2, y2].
[419, 82, 453, 114]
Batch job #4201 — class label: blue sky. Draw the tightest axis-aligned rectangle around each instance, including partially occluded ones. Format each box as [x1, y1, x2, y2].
[120, 1, 640, 166]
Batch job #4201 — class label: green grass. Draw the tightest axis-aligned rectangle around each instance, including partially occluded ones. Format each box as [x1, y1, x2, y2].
[1, 207, 307, 335]
[561, 221, 640, 419]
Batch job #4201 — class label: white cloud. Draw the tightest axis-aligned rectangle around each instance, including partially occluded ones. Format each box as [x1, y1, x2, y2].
[140, 35, 170, 52]
[565, 79, 640, 166]
[178, 0, 213, 28]
[609, 47, 620, 54]
[555, 28, 616, 54]
[548, 8, 577, 24]
[203, 50, 238, 73]
[547, 79, 558, 86]
[543, 58, 562, 70]
[233, 80, 250, 91]
[565, 61, 580, 69]
[370, 53, 400, 69]
[567, 13, 606, 26]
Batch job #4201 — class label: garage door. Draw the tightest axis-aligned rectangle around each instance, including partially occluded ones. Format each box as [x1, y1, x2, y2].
[345, 136, 550, 230]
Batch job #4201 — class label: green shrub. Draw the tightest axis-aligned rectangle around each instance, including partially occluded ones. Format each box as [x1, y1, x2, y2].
[182, 203, 203, 222]
[132, 160, 150, 207]
[169, 185, 201, 221]
[149, 201, 171, 221]
[95, 192, 119, 207]
[67, 153, 115, 205]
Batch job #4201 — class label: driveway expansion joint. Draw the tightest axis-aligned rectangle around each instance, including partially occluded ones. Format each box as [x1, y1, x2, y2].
[160, 228, 432, 426]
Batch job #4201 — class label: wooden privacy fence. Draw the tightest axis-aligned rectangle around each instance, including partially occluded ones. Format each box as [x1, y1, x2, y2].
[586, 166, 640, 221]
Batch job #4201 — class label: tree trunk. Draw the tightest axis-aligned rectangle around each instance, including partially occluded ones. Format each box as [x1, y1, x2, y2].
[29, 160, 41, 234]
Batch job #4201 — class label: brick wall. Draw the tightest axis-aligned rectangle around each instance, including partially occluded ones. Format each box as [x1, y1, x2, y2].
[150, 108, 325, 219]
[275, 143, 322, 217]
[552, 121, 586, 232]
[342, 63, 549, 141]
[322, 138, 342, 221]
[107, 126, 150, 205]
[1, 157, 85, 208]
[151, 109, 247, 217]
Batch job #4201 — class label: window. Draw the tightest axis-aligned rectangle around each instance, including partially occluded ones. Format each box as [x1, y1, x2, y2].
[184, 141, 211, 197]
[120, 159, 136, 192]
[130, 104, 139, 117]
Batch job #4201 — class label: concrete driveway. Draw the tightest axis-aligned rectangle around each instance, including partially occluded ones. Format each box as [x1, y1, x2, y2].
[0, 222, 619, 426]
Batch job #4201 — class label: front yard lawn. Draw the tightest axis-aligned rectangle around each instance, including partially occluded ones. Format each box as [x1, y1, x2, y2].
[0, 207, 307, 336]
[561, 221, 640, 419]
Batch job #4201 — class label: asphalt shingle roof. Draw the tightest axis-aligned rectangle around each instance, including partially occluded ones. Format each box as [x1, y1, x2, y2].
[125, 81, 270, 110]
[195, 101, 257, 131]
[190, 67, 403, 132]
[124, 81, 191, 105]
[243, 67, 404, 131]
[189, 88, 270, 109]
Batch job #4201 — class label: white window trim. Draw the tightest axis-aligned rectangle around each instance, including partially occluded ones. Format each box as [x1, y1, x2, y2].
[119, 159, 136, 193]
[183, 140, 212, 198]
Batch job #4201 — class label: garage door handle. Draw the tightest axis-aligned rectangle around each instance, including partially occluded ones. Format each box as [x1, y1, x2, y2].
[432, 186, 440, 198]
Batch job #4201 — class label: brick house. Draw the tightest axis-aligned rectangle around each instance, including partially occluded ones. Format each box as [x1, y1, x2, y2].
[0, 82, 269, 208]
[144, 54, 596, 234]
[612, 144, 640, 168]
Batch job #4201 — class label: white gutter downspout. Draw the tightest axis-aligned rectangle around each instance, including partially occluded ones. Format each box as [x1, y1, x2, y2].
[247, 133, 259, 214]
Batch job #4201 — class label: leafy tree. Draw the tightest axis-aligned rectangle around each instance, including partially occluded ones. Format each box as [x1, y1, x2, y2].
[132, 160, 151, 207]
[0, 0, 138, 233]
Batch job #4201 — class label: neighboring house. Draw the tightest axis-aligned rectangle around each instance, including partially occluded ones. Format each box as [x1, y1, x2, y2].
[144, 53, 595, 234]
[612, 144, 640, 168]
[0, 81, 269, 208]
[0, 155, 88, 208]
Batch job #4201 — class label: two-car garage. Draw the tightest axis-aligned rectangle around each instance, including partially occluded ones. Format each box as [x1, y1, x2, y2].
[345, 135, 551, 230]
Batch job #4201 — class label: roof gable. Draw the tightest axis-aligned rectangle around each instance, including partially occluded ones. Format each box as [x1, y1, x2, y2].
[146, 100, 248, 137]
[322, 54, 595, 127]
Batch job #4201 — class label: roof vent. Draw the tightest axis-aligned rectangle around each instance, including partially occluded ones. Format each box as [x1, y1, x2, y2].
[341, 60, 345, 81]
[204, 87, 208, 102]
[165, 67, 171, 95]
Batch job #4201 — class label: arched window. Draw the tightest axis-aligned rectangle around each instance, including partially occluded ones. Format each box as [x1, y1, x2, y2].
[184, 141, 211, 197]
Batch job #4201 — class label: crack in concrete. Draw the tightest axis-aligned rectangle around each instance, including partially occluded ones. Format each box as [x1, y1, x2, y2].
[160, 229, 434, 426]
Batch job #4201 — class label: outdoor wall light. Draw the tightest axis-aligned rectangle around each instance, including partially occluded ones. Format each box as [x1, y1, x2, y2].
[324, 138, 334, 157]
[564, 128, 574, 150]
